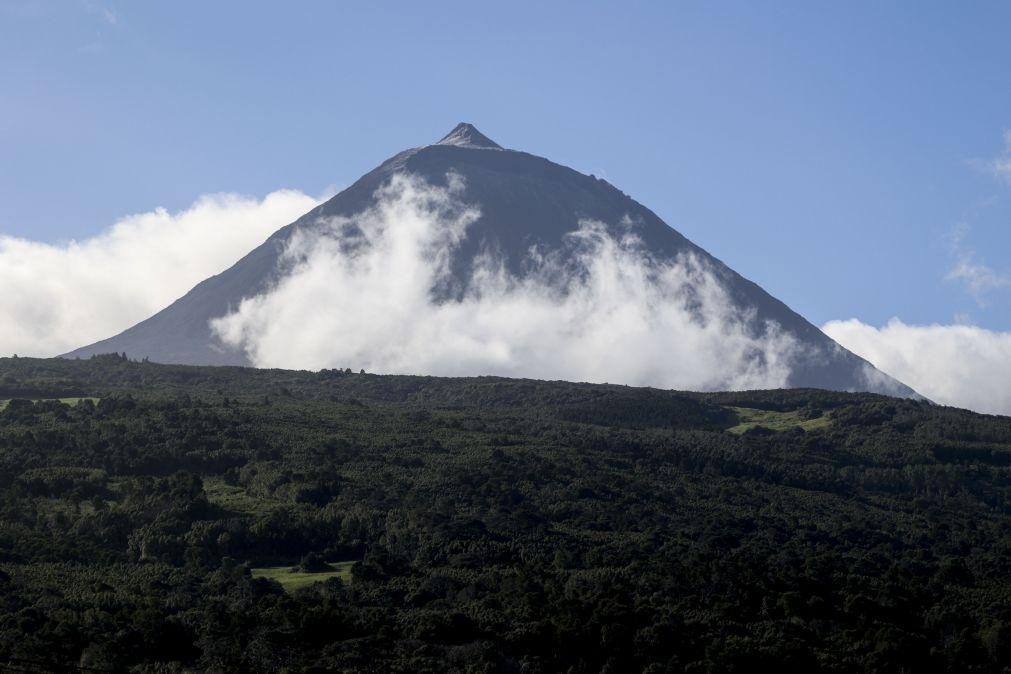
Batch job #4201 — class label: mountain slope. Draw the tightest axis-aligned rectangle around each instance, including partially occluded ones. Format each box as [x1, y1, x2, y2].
[64, 123, 914, 396]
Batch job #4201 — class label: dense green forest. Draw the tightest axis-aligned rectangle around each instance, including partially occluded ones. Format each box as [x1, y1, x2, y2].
[0, 355, 1009, 672]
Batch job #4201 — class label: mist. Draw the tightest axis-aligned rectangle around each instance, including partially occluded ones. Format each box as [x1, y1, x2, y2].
[212, 174, 799, 391]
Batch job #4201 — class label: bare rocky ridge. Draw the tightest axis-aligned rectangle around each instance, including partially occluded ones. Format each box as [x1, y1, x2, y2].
[64, 123, 916, 397]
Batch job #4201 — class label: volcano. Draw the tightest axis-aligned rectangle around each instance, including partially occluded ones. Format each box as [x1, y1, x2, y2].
[64, 123, 915, 396]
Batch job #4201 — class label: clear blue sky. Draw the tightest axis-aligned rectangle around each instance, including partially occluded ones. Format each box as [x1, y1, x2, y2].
[2, 1, 1010, 331]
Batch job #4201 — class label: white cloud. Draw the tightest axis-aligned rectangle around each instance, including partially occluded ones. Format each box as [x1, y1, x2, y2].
[0, 190, 320, 358]
[81, 1, 117, 26]
[945, 223, 1010, 304]
[946, 257, 1010, 301]
[989, 129, 1011, 185]
[823, 318, 1011, 416]
[212, 174, 799, 391]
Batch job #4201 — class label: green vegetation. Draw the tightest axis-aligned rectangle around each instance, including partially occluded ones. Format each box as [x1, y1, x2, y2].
[0, 354, 1008, 672]
[251, 560, 355, 592]
[726, 405, 833, 434]
[204, 476, 278, 516]
[0, 396, 99, 411]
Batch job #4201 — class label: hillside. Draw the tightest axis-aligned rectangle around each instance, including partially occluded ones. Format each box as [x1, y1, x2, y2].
[0, 356, 1008, 671]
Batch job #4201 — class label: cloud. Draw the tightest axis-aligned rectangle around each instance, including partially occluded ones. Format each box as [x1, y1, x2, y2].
[945, 223, 1010, 304]
[823, 318, 1011, 415]
[0, 190, 320, 358]
[988, 129, 1011, 185]
[946, 256, 1010, 301]
[81, 1, 117, 26]
[212, 174, 799, 391]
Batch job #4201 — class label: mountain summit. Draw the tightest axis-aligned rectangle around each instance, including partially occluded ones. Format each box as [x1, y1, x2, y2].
[435, 122, 503, 149]
[64, 123, 916, 397]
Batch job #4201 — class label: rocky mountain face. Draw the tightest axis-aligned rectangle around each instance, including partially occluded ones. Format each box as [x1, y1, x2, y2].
[64, 123, 915, 396]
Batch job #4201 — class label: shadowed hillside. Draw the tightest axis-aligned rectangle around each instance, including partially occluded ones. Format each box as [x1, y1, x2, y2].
[0, 356, 1007, 671]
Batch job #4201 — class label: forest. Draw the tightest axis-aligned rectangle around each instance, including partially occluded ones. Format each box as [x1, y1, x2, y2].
[0, 354, 1009, 672]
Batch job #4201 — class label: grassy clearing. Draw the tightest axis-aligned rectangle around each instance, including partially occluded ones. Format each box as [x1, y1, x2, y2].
[203, 477, 277, 516]
[0, 397, 100, 411]
[250, 561, 355, 592]
[726, 406, 832, 435]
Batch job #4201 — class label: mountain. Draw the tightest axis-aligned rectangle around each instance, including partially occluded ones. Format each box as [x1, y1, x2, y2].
[64, 123, 915, 396]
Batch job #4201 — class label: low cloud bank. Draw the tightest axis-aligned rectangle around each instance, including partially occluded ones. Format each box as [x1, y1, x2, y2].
[11, 175, 998, 412]
[212, 174, 798, 391]
[0, 190, 320, 357]
[823, 318, 1011, 415]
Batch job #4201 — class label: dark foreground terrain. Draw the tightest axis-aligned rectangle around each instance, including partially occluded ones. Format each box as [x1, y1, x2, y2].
[0, 356, 1009, 672]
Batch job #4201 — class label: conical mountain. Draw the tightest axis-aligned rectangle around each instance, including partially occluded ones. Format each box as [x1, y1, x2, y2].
[64, 124, 915, 396]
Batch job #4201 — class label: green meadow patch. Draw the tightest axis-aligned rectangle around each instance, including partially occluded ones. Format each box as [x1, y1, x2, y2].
[203, 477, 278, 517]
[725, 406, 832, 435]
[250, 561, 355, 592]
[0, 397, 100, 411]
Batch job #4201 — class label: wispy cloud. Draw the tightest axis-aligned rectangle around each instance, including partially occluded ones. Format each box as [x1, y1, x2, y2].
[0, 190, 320, 358]
[81, 1, 117, 26]
[988, 129, 1011, 185]
[944, 223, 1010, 305]
[823, 318, 1011, 416]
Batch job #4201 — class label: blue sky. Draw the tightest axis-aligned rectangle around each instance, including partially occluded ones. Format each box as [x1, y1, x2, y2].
[2, 1, 1010, 337]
